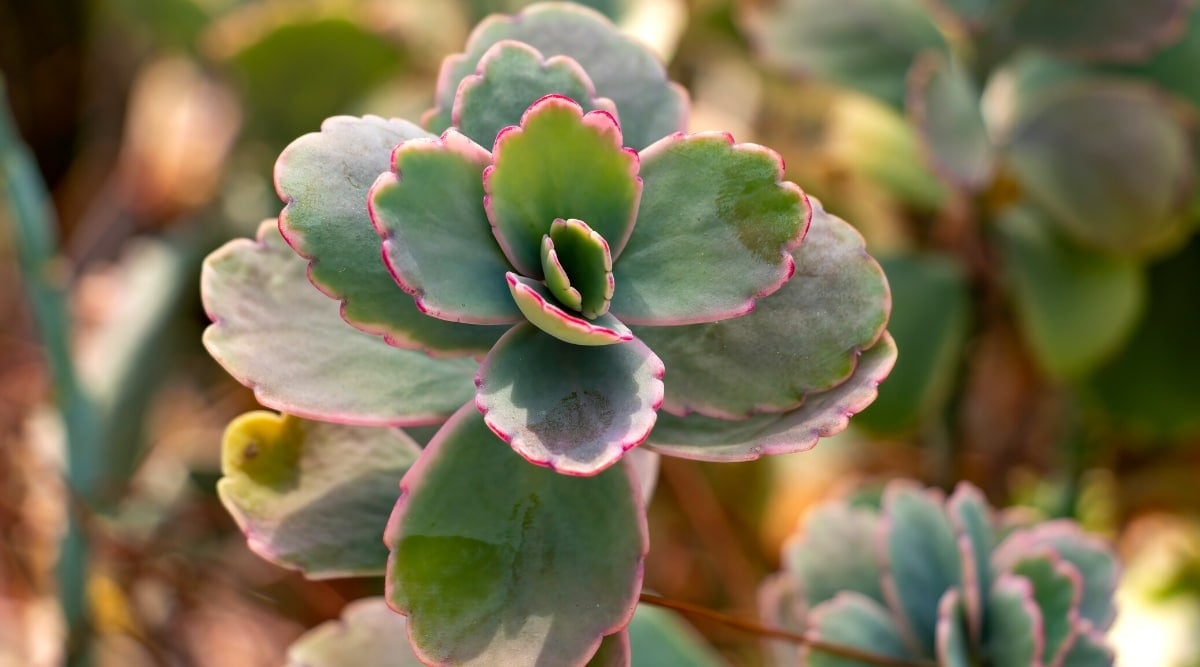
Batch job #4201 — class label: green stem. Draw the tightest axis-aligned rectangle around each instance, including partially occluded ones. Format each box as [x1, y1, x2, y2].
[0, 78, 99, 666]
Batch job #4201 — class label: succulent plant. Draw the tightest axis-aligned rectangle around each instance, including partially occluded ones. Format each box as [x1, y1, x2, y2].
[762, 480, 1120, 667]
[201, 3, 893, 664]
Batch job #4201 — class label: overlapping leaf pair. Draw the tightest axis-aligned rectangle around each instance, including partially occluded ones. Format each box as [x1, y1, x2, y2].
[763, 481, 1119, 667]
[201, 3, 893, 664]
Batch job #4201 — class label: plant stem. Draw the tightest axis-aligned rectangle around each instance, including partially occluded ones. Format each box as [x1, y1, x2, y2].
[1, 77, 99, 666]
[638, 593, 936, 667]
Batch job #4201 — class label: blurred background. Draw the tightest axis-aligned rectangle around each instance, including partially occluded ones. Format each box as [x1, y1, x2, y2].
[2, 0, 1199, 665]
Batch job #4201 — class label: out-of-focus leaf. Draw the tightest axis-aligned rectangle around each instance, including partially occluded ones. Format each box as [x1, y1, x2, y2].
[627, 605, 723, 667]
[907, 53, 994, 189]
[1106, 6, 1200, 110]
[463, 0, 630, 24]
[1085, 237, 1200, 438]
[218, 412, 420, 578]
[936, 590, 971, 667]
[997, 207, 1145, 379]
[784, 505, 885, 608]
[1000, 0, 1191, 63]
[201, 220, 478, 426]
[926, 0, 995, 30]
[802, 593, 914, 666]
[854, 254, 969, 433]
[631, 198, 885, 418]
[385, 404, 646, 666]
[747, 0, 946, 109]
[985, 575, 1042, 667]
[285, 597, 422, 667]
[1005, 80, 1195, 257]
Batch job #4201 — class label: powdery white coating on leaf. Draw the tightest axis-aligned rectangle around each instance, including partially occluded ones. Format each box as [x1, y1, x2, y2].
[475, 322, 665, 476]
[382, 403, 649, 666]
[645, 332, 897, 462]
[201, 220, 477, 426]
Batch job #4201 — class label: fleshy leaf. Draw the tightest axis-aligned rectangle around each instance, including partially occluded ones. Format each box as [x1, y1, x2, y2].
[997, 206, 1145, 379]
[747, 0, 947, 108]
[427, 3, 687, 150]
[275, 115, 508, 354]
[1009, 554, 1083, 665]
[452, 40, 618, 147]
[783, 504, 885, 608]
[506, 274, 631, 346]
[985, 575, 1044, 667]
[854, 253, 969, 433]
[646, 333, 897, 461]
[993, 521, 1119, 630]
[586, 630, 630, 667]
[1005, 81, 1195, 257]
[217, 412, 420, 578]
[547, 218, 614, 318]
[947, 482, 994, 641]
[1059, 623, 1115, 667]
[626, 605, 724, 667]
[936, 589, 971, 667]
[1084, 237, 1200, 438]
[476, 322, 663, 475]
[879, 481, 962, 656]
[369, 130, 520, 325]
[759, 574, 806, 667]
[384, 404, 647, 666]
[485, 95, 640, 276]
[1001, 0, 1191, 62]
[201, 220, 477, 426]
[907, 53, 994, 189]
[1105, 5, 1200, 110]
[632, 199, 885, 416]
[285, 598, 421, 667]
[542, 235, 583, 311]
[612, 132, 808, 326]
[801, 593, 914, 667]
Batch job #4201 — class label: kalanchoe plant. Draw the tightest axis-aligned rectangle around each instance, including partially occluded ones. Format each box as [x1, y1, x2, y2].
[201, 3, 893, 664]
[762, 480, 1120, 667]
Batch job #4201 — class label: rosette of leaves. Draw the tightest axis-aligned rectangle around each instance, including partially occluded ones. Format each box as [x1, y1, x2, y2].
[762, 481, 1119, 667]
[746, 0, 1200, 437]
[200, 3, 893, 665]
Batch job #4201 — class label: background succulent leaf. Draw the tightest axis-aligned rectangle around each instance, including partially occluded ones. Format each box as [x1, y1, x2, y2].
[1104, 5, 1200, 110]
[936, 590, 971, 667]
[1059, 625, 1116, 667]
[285, 597, 422, 667]
[632, 198, 885, 416]
[925, 0, 995, 30]
[746, 0, 947, 109]
[610, 132, 808, 326]
[947, 483, 995, 640]
[1004, 80, 1196, 257]
[1009, 555, 1081, 664]
[276, 115, 508, 354]
[201, 220, 477, 426]
[485, 95, 640, 276]
[984, 575, 1043, 667]
[370, 130, 520, 324]
[428, 3, 687, 150]
[854, 254, 969, 433]
[476, 322, 663, 475]
[997, 0, 1191, 63]
[626, 605, 724, 667]
[802, 593, 915, 667]
[452, 40, 618, 147]
[783, 505, 885, 608]
[218, 412, 420, 579]
[881, 483, 963, 656]
[907, 52, 994, 189]
[646, 333, 897, 461]
[1084, 237, 1200, 438]
[997, 206, 1146, 380]
[384, 404, 647, 666]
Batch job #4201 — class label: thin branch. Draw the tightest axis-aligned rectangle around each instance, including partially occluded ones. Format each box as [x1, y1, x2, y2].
[638, 593, 936, 667]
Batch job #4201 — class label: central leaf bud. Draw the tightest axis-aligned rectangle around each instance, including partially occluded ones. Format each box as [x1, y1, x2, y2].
[540, 218, 614, 319]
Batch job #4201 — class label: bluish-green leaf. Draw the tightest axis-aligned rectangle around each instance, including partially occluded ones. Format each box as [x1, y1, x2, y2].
[998, 206, 1146, 379]
[428, 3, 686, 150]
[748, 0, 947, 108]
[201, 220, 477, 425]
[1009, 555, 1081, 664]
[628, 605, 724, 667]
[286, 598, 422, 667]
[218, 412, 420, 578]
[984, 575, 1043, 667]
[803, 593, 915, 667]
[631, 199, 887, 417]
[385, 405, 647, 666]
[783, 504, 885, 608]
[936, 589, 970, 667]
[275, 115, 508, 354]
[476, 322, 663, 475]
[907, 53, 994, 189]
[611, 132, 808, 327]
